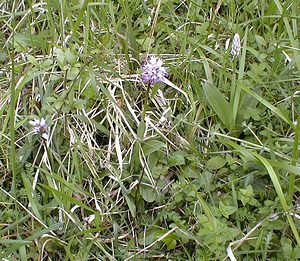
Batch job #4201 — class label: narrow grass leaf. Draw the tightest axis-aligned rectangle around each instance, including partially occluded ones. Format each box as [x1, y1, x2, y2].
[21, 173, 43, 221]
[142, 139, 166, 156]
[202, 58, 213, 84]
[254, 154, 300, 246]
[40, 184, 96, 213]
[273, 0, 300, 73]
[0, 223, 62, 259]
[239, 83, 292, 125]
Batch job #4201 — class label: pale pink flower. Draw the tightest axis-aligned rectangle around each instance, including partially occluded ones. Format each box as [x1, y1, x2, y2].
[29, 117, 49, 140]
[231, 33, 241, 58]
[141, 56, 168, 85]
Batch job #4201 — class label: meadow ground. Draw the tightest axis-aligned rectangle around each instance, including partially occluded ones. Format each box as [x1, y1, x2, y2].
[1, 0, 300, 260]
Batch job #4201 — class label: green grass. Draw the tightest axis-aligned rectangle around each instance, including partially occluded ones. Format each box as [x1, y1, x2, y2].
[1, 0, 300, 260]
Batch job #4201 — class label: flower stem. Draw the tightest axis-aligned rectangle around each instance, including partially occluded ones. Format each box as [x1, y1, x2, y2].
[135, 82, 151, 203]
[141, 82, 151, 123]
[10, 3, 20, 243]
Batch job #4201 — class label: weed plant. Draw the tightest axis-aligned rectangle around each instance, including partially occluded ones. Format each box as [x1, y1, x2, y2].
[1, 0, 300, 260]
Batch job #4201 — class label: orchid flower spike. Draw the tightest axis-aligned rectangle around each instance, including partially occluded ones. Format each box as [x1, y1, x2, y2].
[231, 33, 241, 58]
[141, 56, 168, 85]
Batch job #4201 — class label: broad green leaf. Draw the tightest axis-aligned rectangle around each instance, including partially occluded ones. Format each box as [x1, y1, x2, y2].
[42, 58, 54, 68]
[207, 156, 226, 171]
[137, 229, 157, 246]
[15, 32, 46, 49]
[267, 219, 286, 231]
[27, 54, 37, 65]
[73, 99, 85, 110]
[139, 184, 156, 203]
[219, 201, 237, 218]
[181, 165, 199, 178]
[142, 139, 166, 156]
[164, 238, 177, 250]
[137, 121, 146, 138]
[65, 49, 76, 64]
[203, 81, 234, 129]
[168, 151, 186, 167]
[21, 173, 42, 221]
[124, 194, 136, 218]
[136, 37, 155, 51]
[67, 67, 79, 80]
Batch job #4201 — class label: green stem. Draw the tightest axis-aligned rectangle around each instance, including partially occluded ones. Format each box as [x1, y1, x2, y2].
[10, 1, 17, 201]
[230, 62, 236, 103]
[231, 59, 239, 128]
[10, 1, 19, 244]
[231, 181, 240, 230]
[135, 82, 151, 202]
[288, 110, 300, 205]
[141, 82, 151, 123]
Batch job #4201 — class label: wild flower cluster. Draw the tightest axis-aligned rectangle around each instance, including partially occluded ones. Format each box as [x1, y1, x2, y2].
[29, 117, 49, 140]
[28, 57, 169, 143]
[141, 56, 168, 85]
[29, 36, 242, 142]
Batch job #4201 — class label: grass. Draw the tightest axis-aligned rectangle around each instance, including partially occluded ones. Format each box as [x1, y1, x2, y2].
[1, 0, 300, 260]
